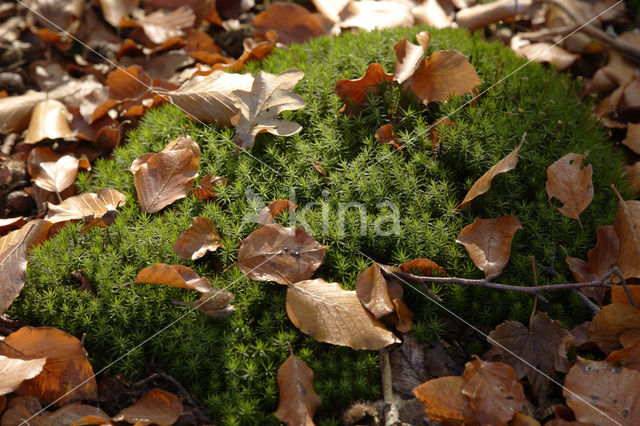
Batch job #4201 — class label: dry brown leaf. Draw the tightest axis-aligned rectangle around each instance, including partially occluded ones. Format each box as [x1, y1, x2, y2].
[236, 223, 326, 285]
[311, 0, 349, 22]
[462, 359, 525, 426]
[0, 355, 46, 396]
[275, 349, 322, 425]
[231, 69, 306, 149]
[0, 219, 53, 254]
[374, 124, 403, 151]
[458, 138, 524, 209]
[393, 31, 431, 84]
[619, 79, 640, 115]
[412, 0, 453, 29]
[253, 2, 328, 44]
[623, 122, 640, 155]
[456, 215, 522, 277]
[132, 6, 196, 44]
[625, 162, 640, 196]
[410, 50, 481, 105]
[0, 92, 48, 135]
[513, 42, 578, 71]
[339, 0, 414, 31]
[113, 388, 183, 426]
[510, 413, 541, 426]
[45, 188, 126, 228]
[356, 262, 395, 318]
[32, 155, 90, 194]
[620, 329, 640, 348]
[193, 174, 228, 202]
[611, 285, 640, 306]
[213, 31, 277, 73]
[99, 0, 140, 27]
[0, 241, 27, 315]
[105, 65, 151, 102]
[413, 376, 478, 425]
[399, 258, 446, 276]
[588, 303, 640, 353]
[173, 217, 222, 260]
[334, 63, 393, 115]
[614, 199, 640, 280]
[0, 326, 97, 405]
[286, 278, 400, 350]
[257, 200, 298, 225]
[166, 70, 254, 126]
[175, 288, 235, 319]
[488, 313, 573, 402]
[0, 216, 25, 235]
[44, 403, 112, 424]
[602, 48, 639, 87]
[583, 68, 617, 95]
[23, 99, 73, 144]
[130, 134, 200, 173]
[606, 339, 640, 370]
[564, 358, 640, 425]
[392, 298, 414, 333]
[132, 263, 212, 293]
[546, 153, 593, 227]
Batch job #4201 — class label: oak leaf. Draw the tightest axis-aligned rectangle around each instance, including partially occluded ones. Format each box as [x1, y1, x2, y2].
[113, 388, 183, 426]
[334, 63, 393, 115]
[458, 138, 524, 209]
[613, 199, 640, 280]
[588, 303, 640, 353]
[0, 242, 27, 315]
[413, 376, 478, 425]
[132, 264, 212, 293]
[236, 223, 326, 285]
[257, 200, 298, 225]
[45, 188, 126, 228]
[253, 2, 328, 44]
[231, 69, 306, 149]
[456, 215, 522, 278]
[173, 217, 222, 260]
[546, 153, 593, 228]
[393, 31, 431, 84]
[461, 359, 525, 426]
[0, 326, 97, 405]
[275, 348, 322, 425]
[0, 355, 46, 396]
[23, 99, 73, 144]
[286, 278, 400, 350]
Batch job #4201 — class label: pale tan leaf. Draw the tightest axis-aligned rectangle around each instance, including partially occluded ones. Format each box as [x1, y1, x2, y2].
[458, 138, 524, 209]
[286, 279, 400, 350]
[173, 217, 222, 260]
[410, 50, 482, 104]
[0, 355, 46, 396]
[413, 376, 477, 425]
[175, 288, 235, 319]
[456, 215, 522, 277]
[311, 0, 349, 22]
[0, 92, 48, 135]
[339, 0, 414, 31]
[130, 134, 200, 174]
[113, 388, 183, 426]
[23, 99, 73, 144]
[513, 42, 578, 71]
[165, 71, 254, 126]
[275, 350, 322, 425]
[99, 0, 140, 27]
[133, 263, 212, 293]
[623, 122, 640, 155]
[355, 262, 395, 318]
[0, 216, 25, 235]
[412, 0, 453, 29]
[0, 241, 27, 314]
[589, 303, 640, 353]
[546, 153, 593, 226]
[33, 155, 82, 193]
[231, 69, 306, 149]
[237, 223, 326, 285]
[614, 199, 640, 280]
[0, 219, 53, 254]
[393, 31, 431, 84]
[132, 6, 195, 44]
[45, 188, 126, 227]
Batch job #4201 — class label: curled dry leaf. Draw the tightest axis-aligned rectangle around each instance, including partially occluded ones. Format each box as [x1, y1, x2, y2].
[99, 0, 140, 27]
[0, 326, 97, 405]
[334, 63, 393, 115]
[175, 288, 235, 319]
[613, 199, 640, 280]
[564, 358, 640, 425]
[0, 219, 53, 254]
[588, 303, 640, 353]
[412, 0, 453, 29]
[132, 264, 212, 293]
[0, 355, 46, 396]
[105, 65, 151, 101]
[546, 153, 594, 228]
[0, 242, 27, 315]
[23, 99, 73, 144]
[32, 155, 90, 194]
[622, 122, 640, 155]
[461, 359, 525, 426]
[44, 402, 112, 425]
[310, 0, 349, 22]
[253, 2, 328, 44]
[275, 349, 322, 425]
[113, 388, 183, 426]
[374, 124, 403, 152]
[399, 258, 446, 276]
[0, 216, 25, 235]
[131, 6, 196, 45]
[458, 137, 524, 209]
[606, 339, 640, 370]
[257, 200, 297, 225]
[413, 376, 477, 425]
[512, 41, 578, 71]
[410, 50, 481, 105]
[393, 31, 431, 84]
[173, 217, 222, 260]
[194, 174, 228, 202]
[456, 215, 522, 278]
[231, 69, 306, 149]
[45, 188, 126, 229]
[356, 262, 395, 318]
[236, 223, 326, 285]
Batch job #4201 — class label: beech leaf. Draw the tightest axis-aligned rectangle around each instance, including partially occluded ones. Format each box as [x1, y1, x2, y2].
[231, 69, 306, 149]
[456, 215, 522, 277]
[132, 6, 195, 45]
[0, 355, 46, 396]
[606, 339, 640, 370]
[257, 200, 298, 225]
[193, 174, 228, 203]
[334, 63, 393, 115]
[545, 153, 594, 227]
[45, 188, 126, 228]
[173, 217, 222, 260]
[588, 303, 640, 353]
[32, 154, 89, 194]
[458, 138, 524, 209]
[356, 262, 395, 318]
[99, 0, 139, 27]
[286, 278, 400, 350]
[132, 264, 212, 293]
[0, 242, 27, 315]
[236, 223, 326, 285]
[413, 376, 476, 425]
[613, 199, 640, 280]
[113, 388, 183, 426]
[253, 2, 328, 44]
[393, 31, 431, 84]
[23, 99, 73, 144]
[623, 122, 640, 155]
[0, 219, 53, 254]
[275, 349, 322, 425]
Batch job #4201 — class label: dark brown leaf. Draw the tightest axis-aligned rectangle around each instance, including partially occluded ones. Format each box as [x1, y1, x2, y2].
[113, 388, 183, 426]
[275, 349, 322, 425]
[253, 2, 327, 44]
[356, 262, 395, 318]
[614, 199, 640, 280]
[0, 242, 27, 315]
[588, 303, 640, 353]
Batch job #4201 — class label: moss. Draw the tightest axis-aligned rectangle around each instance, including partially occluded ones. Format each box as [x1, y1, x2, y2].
[11, 27, 627, 423]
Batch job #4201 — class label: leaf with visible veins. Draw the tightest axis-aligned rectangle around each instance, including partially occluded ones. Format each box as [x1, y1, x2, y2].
[546, 153, 594, 228]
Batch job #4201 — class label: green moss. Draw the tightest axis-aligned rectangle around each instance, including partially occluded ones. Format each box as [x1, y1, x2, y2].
[11, 27, 627, 423]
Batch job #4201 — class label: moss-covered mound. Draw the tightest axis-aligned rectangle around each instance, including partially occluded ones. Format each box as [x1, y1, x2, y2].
[12, 27, 627, 424]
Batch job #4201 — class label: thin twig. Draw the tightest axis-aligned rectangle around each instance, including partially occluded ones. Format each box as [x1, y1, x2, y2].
[574, 290, 601, 313]
[529, 256, 538, 328]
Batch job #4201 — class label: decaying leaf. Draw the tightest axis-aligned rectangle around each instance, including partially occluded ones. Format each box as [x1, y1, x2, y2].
[175, 288, 235, 319]
[105, 65, 151, 101]
[0, 326, 97, 405]
[252, 2, 328, 44]
[0, 355, 46, 396]
[132, 264, 212, 293]
[356, 262, 395, 318]
[0, 241, 27, 315]
[173, 217, 222, 260]
[393, 31, 431, 84]
[458, 138, 524, 209]
[613, 199, 640, 280]
[275, 348, 322, 425]
[23, 99, 73, 144]
[0, 217, 25, 235]
[461, 359, 525, 426]
[374, 124, 403, 151]
[564, 358, 640, 425]
[32, 155, 90, 194]
[231, 69, 306, 149]
[257, 200, 298, 225]
[45, 188, 126, 228]
[546, 153, 594, 228]
[334, 63, 393, 115]
[286, 278, 400, 350]
[488, 313, 573, 402]
[113, 388, 183, 426]
[409, 50, 481, 105]
[456, 215, 522, 277]
[236, 223, 326, 285]
[588, 303, 640, 353]
[193, 174, 228, 202]
[413, 376, 477, 425]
